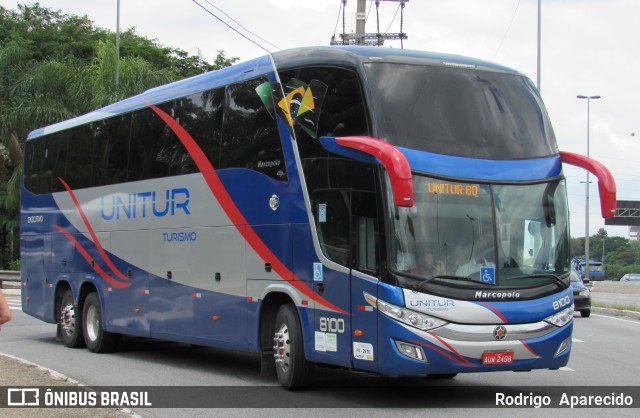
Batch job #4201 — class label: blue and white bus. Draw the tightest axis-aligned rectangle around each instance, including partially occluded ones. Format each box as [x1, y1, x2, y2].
[20, 46, 616, 388]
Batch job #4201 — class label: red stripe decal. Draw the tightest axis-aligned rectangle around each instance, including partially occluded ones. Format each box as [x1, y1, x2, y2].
[58, 177, 130, 282]
[408, 339, 476, 368]
[53, 225, 130, 289]
[427, 333, 475, 367]
[476, 302, 508, 324]
[519, 340, 542, 358]
[146, 101, 348, 315]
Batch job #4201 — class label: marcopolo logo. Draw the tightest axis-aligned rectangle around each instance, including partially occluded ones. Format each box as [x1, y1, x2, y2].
[101, 188, 191, 221]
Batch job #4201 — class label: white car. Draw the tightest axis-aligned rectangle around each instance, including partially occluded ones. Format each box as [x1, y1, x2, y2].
[620, 273, 640, 283]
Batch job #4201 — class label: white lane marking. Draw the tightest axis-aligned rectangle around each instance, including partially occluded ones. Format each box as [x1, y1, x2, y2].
[593, 314, 640, 325]
[558, 366, 574, 372]
[572, 338, 584, 343]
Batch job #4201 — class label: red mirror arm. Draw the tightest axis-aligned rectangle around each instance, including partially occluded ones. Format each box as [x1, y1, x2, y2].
[335, 136, 414, 207]
[560, 151, 617, 218]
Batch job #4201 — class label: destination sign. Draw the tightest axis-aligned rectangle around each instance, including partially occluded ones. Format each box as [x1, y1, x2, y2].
[426, 182, 479, 197]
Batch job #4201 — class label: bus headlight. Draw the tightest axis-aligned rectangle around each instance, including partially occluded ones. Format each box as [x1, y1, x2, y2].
[543, 306, 574, 327]
[364, 292, 447, 331]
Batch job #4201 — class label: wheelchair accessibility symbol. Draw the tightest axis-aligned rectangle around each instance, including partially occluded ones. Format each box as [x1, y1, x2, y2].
[480, 267, 495, 285]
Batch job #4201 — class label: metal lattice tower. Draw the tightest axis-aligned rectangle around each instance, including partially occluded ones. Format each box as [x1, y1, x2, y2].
[330, 0, 409, 47]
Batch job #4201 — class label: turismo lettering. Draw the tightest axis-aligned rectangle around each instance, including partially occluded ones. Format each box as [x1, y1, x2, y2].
[101, 188, 190, 221]
[162, 231, 197, 243]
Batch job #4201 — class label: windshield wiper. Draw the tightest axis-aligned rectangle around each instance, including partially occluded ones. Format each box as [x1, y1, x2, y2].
[413, 275, 482, 293]
[501, 273, 567, 288]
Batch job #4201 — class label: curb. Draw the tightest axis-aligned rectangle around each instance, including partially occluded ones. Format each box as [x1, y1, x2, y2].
[0, 352, 140, 417]
[592, 306, 640, 320]
[0, 352, 81, 385]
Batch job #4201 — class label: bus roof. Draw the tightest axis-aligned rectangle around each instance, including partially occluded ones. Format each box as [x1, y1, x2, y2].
[272, 46, 519, 75]
[26, 46, 521, 140]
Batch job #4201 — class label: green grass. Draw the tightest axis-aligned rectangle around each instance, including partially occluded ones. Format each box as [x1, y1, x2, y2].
[592, 301, 640, 313]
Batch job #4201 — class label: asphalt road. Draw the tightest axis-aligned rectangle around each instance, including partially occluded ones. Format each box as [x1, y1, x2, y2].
[1, 290, 639, 417]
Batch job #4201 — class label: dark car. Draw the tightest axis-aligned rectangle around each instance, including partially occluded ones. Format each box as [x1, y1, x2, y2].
[570, 270, 591, 317]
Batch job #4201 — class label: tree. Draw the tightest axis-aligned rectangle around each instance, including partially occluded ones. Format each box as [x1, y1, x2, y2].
[0, 3, 240, 268]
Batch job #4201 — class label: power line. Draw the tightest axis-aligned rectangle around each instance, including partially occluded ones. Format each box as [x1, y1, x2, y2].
[191, 0, 279, 54]
[384, 3, 401, 33]
[492, 0, 522, 60]
[203, 0, 281, 51]
[333, 1, 343, 38]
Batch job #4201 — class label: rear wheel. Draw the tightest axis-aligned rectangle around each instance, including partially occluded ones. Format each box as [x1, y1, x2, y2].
[59, 290, 85, 348]
[83, 292, 118, 353]
[273, 304, 312, 389]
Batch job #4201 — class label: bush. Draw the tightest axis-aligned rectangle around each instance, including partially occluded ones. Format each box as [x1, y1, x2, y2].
[8, 259, 19, 271]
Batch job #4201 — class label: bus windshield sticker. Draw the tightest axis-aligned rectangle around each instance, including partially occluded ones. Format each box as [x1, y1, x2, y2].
[255, 78, 327, 139]
[481, 267, 496, 285]
[313, 262, 323, 282]
[318, 203, 327, 223]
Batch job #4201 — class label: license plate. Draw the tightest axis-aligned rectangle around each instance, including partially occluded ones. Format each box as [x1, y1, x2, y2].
[482, 350, 514, 365]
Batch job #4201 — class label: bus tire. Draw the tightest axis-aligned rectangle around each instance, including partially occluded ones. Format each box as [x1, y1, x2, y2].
[59, 290, 85, 348]
[273, 304, 312, 389]
[83, 292, 118, 353]
[580, 309, 591, 318]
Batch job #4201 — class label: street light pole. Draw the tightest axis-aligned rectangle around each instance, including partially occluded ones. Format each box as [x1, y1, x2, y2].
[577, 94, 601, 281]
[115, 0, 120, 89]
[537, 0, 541, 92]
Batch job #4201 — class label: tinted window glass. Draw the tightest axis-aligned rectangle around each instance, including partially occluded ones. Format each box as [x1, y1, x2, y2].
[66, 125, 93, 189]
[278, 67, 369, 160]
[41, 132, 68, 193]
[91, 120, 110, 187]
[314, 189, 351, 266]
[364, 63, 557, 159]
[180, 89, 224, 170]
[221, 78, 287, 181]
[103, 114, 131, 185]
[23, 139, 45, 193]
[24, 83, 250, 193]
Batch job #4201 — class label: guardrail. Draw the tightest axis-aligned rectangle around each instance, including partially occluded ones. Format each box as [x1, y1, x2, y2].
[0, 270, 20, 288]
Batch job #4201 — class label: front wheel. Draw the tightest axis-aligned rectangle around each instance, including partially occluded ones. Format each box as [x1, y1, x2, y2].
[273, 304, 312, 389]
[59, 290, 85, 348]
[581, 309, 591, 318]
[83, 292, 118, 353]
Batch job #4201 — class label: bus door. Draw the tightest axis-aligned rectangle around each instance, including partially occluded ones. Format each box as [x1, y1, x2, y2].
[313, 190, 380, 372]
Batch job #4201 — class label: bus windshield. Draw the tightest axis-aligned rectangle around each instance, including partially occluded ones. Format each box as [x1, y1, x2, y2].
[364, 62, 557, 159]
[389, 175, 570, 287]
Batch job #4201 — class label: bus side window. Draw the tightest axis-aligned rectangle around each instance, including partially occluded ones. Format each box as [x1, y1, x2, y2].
[104, 114, 131, 185]
[181, 89, 224, 171]
[42, 132, 68, 193]
[278, 67, 369, 160]
[66, 125, 93, 189]
[220, 77, 287, 181]
[23, 139, 45, 194]
[314, 190, 351, 267]
[352, 191, 378, 274]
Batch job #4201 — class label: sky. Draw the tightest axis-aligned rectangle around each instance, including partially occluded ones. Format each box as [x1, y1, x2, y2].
[7, 0, 640, 239]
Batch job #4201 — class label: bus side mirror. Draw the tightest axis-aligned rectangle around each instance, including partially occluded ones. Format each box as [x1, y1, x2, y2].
[319, 136, 414, 207]
[560, 151, 616, 218]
